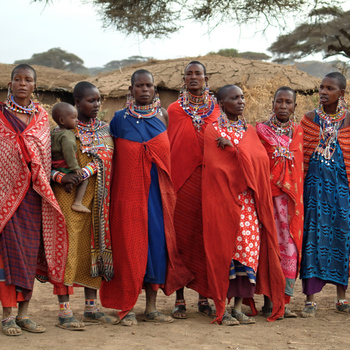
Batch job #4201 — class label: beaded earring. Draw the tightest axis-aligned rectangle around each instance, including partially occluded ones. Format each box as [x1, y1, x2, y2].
[180, 82, 189, 107]
[7, 86, 11, 98]
[126, 93, 135, 109]
[337, 96, 348, 111]
[202, 82, 210, 106]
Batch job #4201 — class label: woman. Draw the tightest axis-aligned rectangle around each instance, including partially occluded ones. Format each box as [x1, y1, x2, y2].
[0, 64, 67, 336]
[300, 72, 350, 317]
[51, 81, 115, 330]
[100, 69, 192, 326]
[202, 84, 286, 325]
[167, 61, 220, 319]
[256, 87, 303, 318]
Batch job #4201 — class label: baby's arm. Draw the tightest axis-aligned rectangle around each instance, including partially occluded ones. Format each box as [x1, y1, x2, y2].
[61, 131, 81, 172]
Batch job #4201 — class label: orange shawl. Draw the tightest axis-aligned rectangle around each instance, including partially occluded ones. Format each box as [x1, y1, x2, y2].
[167, 100, 220, 192]
[256, 122, 304, 270]
[100, 132, 193, 319]
[202, 123, 285, 323]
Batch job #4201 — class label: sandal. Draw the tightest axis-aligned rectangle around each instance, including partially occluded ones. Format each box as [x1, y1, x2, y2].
[2, 317, 22, 336]
[143, 310, 174, 323]
[284, 307, 298, 318]
[300, 301, 317, 318]
[16, 316, 46, 333]
[221, 311, 239, 326]
[172, 299, 187, 319]
[336, 300, 350, 314]
[56, 315, 85, 331]
[231, 309, 255, 324]
[83, 310, 117, 324]
[121, 312, 138, 327]
[198, 299, 216, 318]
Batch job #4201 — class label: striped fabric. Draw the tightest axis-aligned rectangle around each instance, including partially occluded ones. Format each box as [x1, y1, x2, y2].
[301, 114, 350, 187]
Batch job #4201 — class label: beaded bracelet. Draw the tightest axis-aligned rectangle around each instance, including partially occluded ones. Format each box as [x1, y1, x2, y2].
[81, 162, 97, 180]
[51, 170, 64, 184]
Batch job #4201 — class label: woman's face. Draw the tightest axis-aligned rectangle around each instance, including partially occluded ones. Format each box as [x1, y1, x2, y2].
[273, 90, 296, 123]
[130, 73, 155, 105]
[219, 86, 245, 120]
[319, 77, 344, 107]
[76, 87, 101, 120]
[9, 68, 36, 102]
[184, 63, 208, 95]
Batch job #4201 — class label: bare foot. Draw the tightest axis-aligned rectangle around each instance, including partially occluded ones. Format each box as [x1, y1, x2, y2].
[71, 203, 91, 213]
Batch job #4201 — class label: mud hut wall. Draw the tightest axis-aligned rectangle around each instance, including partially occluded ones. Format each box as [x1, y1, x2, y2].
[100, 90, 179, 122]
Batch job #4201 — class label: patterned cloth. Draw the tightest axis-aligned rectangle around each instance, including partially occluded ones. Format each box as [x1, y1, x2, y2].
[167, 100, 220, 296]
[273, 194, 298, 295]
[202, 122, 285, 323]
[300, 113, 350, 287]
[100, 110, 192, 319]
[0, 103, 68, 298]
[256, 122, 304, 297]
[52, 119, 114, 289]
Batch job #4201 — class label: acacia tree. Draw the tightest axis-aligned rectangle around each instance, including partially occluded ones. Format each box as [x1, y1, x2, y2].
[15, 48, 87, 72]
[34, 0, 341, 38]
[269, 7, 350, 62]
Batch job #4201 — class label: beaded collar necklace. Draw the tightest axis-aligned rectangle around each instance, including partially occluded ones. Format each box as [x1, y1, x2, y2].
[77, 118, 105, 154]
[269, 114, 294, 161]
[179, 89, 215, 132]
[269, 114, 293, 138]
[5, 95, 37, 114]
[313, 104, 346, 162]
[217, 110, 246, 142]
[126, 95, 161, 123]
[317, 103, 346, 124]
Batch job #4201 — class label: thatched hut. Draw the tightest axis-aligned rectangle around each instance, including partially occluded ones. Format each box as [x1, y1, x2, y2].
[85, 55, 320, 122]
[0, 63, 87, 105]
[1, 56, 322, 124]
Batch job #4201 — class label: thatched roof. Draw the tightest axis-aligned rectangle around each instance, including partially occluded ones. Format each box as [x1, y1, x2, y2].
[86, 55, 320, 98]
[0, 64, 86, 92]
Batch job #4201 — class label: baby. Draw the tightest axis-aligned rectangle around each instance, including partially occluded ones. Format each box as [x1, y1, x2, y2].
[51, 102, 90, 213]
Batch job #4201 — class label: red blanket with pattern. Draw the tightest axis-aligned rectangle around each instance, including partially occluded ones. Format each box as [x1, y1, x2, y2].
[256, 122, 304, 270]
[202, 123, 286, 323]
[100, 131, 193, 319]
[0, 104, 68, 284]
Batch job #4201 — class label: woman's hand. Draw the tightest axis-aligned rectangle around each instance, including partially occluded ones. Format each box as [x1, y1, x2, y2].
[216, 137, 233, 149]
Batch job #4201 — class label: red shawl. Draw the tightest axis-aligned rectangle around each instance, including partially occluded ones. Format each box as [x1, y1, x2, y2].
[202, 124, 285, 323]
[167, 101, 220, 192]
[256, 122, 304, 269]
[301, 115, 350, 186]
[100, 131, 193, 319]
[0, 105, 68, 285]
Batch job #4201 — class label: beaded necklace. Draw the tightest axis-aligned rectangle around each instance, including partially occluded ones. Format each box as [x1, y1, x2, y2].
[269, 114, 294, 161]
[77, 118, 105, 154]
[5, 95, 37, 114]
[126, 94, 161, 123]
[217, 110, 246, 144]
[313, 104, 346, 162]
[317, 103, 346, 124]
[179, 89, 215, 132]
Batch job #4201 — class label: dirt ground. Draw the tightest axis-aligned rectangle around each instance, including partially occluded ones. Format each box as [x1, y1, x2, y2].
[1, 279, 350, 350]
